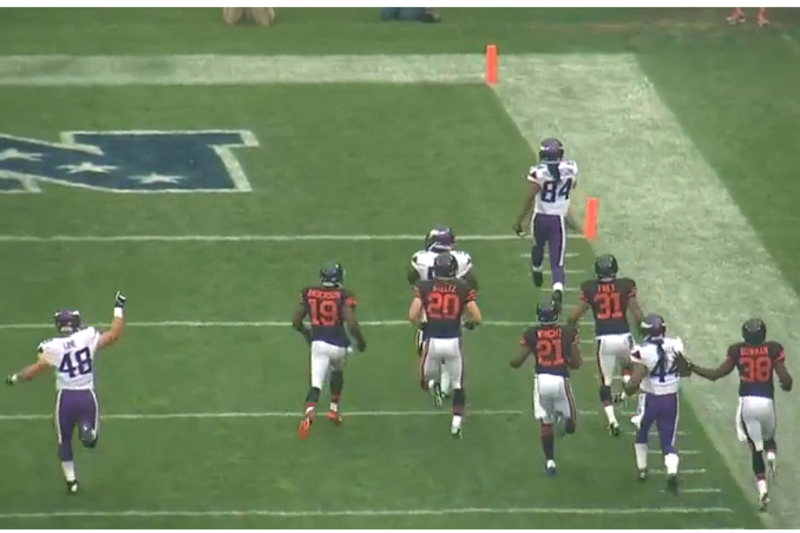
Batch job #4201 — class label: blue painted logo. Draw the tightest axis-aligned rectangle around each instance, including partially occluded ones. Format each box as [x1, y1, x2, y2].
[0, 130, 259, 193]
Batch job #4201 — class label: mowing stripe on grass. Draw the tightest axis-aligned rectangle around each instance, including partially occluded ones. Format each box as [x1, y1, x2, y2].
[0, 506, 732, 520]
[0, 234, 585, 243]
[492, 54, 798, 528]
[0, 319, 592, 330]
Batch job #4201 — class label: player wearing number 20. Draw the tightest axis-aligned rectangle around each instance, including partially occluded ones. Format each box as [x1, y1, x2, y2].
[293, 263, 366, 440]
[409, 253, 482, 439]
[5, 291, 127, 495]
[567, 254, 643, 437]
[622, 314, 688, 496]
[512, 138, 577, 311]
[684, 318, 793, 512]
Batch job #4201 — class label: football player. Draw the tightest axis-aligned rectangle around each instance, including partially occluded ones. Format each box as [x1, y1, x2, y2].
[512, 138, 577, 310]
[567, 254, 644, 436]
[292, 263, 366, 440]
[407, 226, 478, 406]
[511, 302, 581, 476]
[682, 318, 792, 511]
[5, 291, 127, 495]
[619, 314, 690, 496]
[409, 252, 482, 438]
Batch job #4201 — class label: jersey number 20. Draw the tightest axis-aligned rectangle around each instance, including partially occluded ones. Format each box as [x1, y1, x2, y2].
[541, 179, 573, 203]
[426, 292, 460, 320]
[58, 347, 93, 378]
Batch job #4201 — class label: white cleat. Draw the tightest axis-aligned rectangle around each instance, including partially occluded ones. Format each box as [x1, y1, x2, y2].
[451, 425, 462, 440]
[759, 491, 770, 512]
[630, 414, 641, 429]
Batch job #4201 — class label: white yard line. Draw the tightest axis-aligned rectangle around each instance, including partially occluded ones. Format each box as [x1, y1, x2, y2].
[0, 506, 732, 520]
[0, 319, 594, 330]
[491, 54, 800, 527]
[0, 234, 584, 243]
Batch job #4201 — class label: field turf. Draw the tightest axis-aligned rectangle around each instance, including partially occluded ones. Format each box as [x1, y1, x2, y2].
[1, 7, 800, 529]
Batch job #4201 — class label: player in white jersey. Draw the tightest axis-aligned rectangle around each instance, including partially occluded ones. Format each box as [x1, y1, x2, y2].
[407, 226, 478, 406]
[5, 292, 127, 495]
[513, 138, 577, 312]
[619, 314, 690, 495]
[513, 139, 578, 309]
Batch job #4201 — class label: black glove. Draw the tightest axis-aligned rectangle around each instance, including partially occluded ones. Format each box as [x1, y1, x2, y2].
[114, 291, 127, 308]
[5, 375, 16, 386]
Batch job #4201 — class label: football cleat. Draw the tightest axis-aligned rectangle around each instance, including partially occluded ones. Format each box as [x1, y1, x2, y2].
[609, 422, 621, 437]
[726, 12, 745, 24]
[545, 460, 557, 477]
[637, 469, 648, 482]
[532, 270, 544, 288]
[666, 475, 679, 496]
[551, 289, 563, 313]
[325, 410, 343, 427]
[297, 416, 313, 440]
[430, 381, 444, 408]
[759, 491, 770, 512]
[66, 480, 79, 495]
[451, 425, 462, 440]
[630, 414, 642, 428]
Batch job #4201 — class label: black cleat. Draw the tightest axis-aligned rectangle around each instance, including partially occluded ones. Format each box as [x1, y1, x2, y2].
[551, 289, 563, 312]
[609, 422, 621, 437]
[759, 492, 770, 512]
[532, 270, 544, 288]
[666, 474, 679, 496]
[66, 480, 79, 495]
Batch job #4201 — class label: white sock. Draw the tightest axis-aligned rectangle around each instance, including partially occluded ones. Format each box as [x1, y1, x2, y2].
[634, 443, 648, 470]
[61, 461, 76, 482]
[766, 450, 776, 462]
[451, 414, 462, 430]
[552, 282, 564, 293]
[757, 478, 768, 496]
[664, 452, 680, 476]
[427, 379, 437, 391]
[329, 402, 338, 413]
[604, 404, 618, 425]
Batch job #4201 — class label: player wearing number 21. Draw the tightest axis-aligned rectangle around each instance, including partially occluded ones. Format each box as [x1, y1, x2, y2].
[567, 254, 643, 437]
[511, 302, 581, 477]
[409, 252, 482, 439]
[5, 291, 127, 495]
[293, 262, 366, 440]
[682, 318, 793, 512]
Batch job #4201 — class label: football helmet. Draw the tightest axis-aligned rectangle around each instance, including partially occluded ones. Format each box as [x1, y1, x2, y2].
[536, 301, 560, 325]
[741, 318, 767, 345]
[54, 309, 81, 334]
[319, 262, 344, 286]
[425, 226, 455, 252]
[538, 138, 564, 163]
[641, 313, 667, 339]
[432, 252, 458, 279]
[594, 254, 619, 281]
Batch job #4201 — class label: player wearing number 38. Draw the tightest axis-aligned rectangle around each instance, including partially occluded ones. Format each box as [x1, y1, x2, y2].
[5, 291, 127, 495]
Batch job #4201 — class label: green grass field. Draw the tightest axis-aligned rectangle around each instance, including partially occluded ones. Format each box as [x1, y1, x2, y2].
[1, 7, 800, 529]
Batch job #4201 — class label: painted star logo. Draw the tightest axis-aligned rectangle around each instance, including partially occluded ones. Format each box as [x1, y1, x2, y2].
[59, 162, 118, 174]
[0, 148, 43, 162]
[130, 173, 185, 185]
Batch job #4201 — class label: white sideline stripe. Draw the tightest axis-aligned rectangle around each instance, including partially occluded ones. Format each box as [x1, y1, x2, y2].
[520, 253, 581, 258]
[683, 488, 722, 493]
[0, 234, 585, 243]
[0, 507, 732, 520]
[0, 319, 594, 330]
[0, 409, 593, 421]
[492, 55, 795, 527]
[649, 450, 701, 455]
[652, 469, 706, 475]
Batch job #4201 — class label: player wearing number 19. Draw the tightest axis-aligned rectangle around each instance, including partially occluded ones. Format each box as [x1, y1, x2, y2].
[683, 318, 793, 511]
[511, 302, 581, 477]
[5, 291, 127, 495]
[512, 138, 577, 311]
[293, 263, 366, 440]
[409, 252, 482, 439]
[567, 254, 643, 437]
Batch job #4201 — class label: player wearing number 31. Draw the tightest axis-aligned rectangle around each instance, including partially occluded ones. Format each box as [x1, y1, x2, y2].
[512, 138, 577, 312]
[409, 252, 482, 439]
[5, 291, 127, 495]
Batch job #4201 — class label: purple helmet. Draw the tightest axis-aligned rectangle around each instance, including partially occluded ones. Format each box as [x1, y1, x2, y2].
[538, 138, 564, 163]
[641, 313, 666, 339]
[54, 309, 81, 334]
[425, 226, 455, 252]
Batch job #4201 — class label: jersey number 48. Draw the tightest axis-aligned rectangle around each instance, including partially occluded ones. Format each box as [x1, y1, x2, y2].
[58, 348, 93, 378]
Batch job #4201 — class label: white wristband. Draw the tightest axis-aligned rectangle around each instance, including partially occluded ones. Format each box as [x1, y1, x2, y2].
[114, 307, 123, 318]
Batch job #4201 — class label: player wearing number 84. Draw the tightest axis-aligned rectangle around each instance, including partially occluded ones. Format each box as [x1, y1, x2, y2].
[5, 291, 127, 495]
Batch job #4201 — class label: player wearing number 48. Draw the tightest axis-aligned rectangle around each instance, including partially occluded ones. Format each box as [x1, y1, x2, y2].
[6, 291, 127, 495]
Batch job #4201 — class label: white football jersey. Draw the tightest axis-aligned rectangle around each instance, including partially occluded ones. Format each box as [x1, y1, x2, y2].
[632, 336, 684, 396]
[527, 160, 578, 217]
[411, 250, 473, 281]
[38, 327, 101, 390]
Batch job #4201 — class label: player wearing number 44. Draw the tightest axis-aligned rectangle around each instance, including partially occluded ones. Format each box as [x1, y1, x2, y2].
[5, 291, 127, 495]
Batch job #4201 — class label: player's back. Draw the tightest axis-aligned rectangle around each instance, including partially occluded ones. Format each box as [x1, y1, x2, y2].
[727, 341, 785, 399]
[301, 285, 355, 348]
[415, 278, 474, 339]
[522, 324, 576, 378]
[579, 277, 637, 336]
[39, 327, 101, 390]
[634, 337, 684, 395]
[530, 160, 578, 216]
[411, 250, 472, 281]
